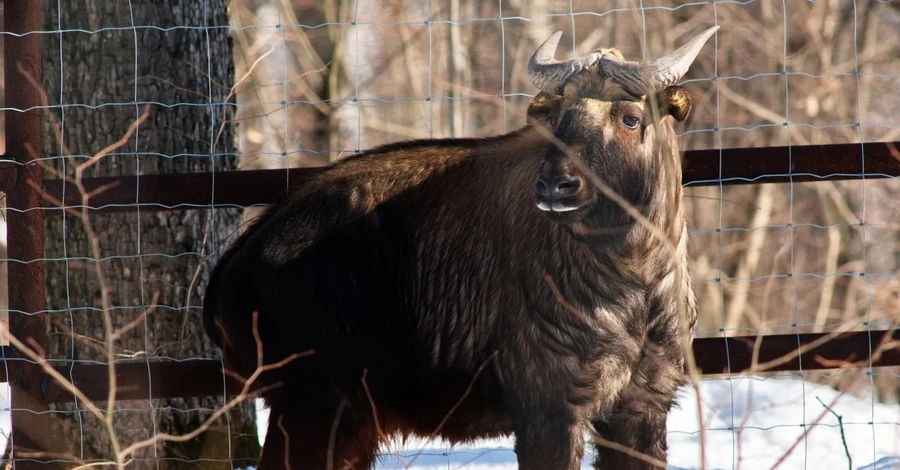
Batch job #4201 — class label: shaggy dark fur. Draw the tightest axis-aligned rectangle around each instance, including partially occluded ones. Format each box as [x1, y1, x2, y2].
[203, 54, 698, 470]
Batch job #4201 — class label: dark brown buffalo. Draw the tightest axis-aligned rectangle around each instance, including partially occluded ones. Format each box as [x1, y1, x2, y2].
[203, 26, 718, 470]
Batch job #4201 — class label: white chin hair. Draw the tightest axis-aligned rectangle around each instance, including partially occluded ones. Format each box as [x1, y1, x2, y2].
[536, 202, 581, 212]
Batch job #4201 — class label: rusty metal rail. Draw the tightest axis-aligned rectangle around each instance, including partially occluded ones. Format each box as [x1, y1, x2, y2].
[0, 140, 897, 215]
[3, 0, 64, 465]
[0, 329, 896, 403]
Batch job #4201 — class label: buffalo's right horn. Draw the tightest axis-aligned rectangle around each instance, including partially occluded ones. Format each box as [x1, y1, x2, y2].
[527, 31, 603, 95]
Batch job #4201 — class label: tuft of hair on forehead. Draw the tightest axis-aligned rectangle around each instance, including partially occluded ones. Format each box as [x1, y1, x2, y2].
[592, 47, 625, 61]
[558, 49, 645, 102]
[562, 71, 640, 103]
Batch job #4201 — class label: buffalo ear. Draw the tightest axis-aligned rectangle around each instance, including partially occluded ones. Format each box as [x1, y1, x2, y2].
[526, 91, 560, 125]
[659, 85, 692, 122]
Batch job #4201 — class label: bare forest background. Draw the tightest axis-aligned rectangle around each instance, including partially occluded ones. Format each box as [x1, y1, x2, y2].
[0, 0, 898, 464]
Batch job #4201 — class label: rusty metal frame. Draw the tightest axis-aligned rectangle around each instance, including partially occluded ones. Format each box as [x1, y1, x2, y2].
[0, 329, 892, 404]
[25, 140, 900, 215]
[2, 0, 69, 466]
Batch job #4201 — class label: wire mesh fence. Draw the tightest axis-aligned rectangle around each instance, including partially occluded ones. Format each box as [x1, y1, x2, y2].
[0, 0, 898, 469]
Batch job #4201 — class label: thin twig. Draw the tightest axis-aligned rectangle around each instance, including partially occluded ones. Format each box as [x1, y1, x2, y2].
[110, 291, 161, 341]
[0, 323, 105, 423]
[360, 369, 392, 447]
[544, 274, 595, 324]
[769, 391, 845, 470]
[116, 313, 306, 458]
[816, 396, 852, 470]
[276, 415, 293, 470]
[326, 399, 349, 470]
[76, 106, 152, 175]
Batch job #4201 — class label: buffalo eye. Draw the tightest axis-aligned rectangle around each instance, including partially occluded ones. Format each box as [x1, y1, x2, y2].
[622, 114, 641, 129]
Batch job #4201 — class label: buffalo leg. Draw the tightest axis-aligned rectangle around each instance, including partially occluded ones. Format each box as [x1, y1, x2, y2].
[258, 398, 378, 470]
[513, 411, 585, 470]
[591, 339, 683, 470]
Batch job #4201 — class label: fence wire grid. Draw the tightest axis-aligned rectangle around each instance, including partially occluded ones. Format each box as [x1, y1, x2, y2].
[0, 0, 899, 469]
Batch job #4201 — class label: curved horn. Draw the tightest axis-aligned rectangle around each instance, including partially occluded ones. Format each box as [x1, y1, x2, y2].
[650, 25, 720, 90]
[599, 25, 720, 95]
[528, 31, 602, 95]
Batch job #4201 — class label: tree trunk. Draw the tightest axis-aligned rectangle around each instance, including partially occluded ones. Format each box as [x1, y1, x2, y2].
[39, 0, 259, 468]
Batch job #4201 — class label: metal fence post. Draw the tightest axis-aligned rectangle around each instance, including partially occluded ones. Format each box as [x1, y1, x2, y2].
[4, 1, 64, 467]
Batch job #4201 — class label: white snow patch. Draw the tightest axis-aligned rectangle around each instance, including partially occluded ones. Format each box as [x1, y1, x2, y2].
[667, 376, 900, 470]
[0, 377, 895, 470]
[0, 384, 10, 452]
[252, 377, 900, 470]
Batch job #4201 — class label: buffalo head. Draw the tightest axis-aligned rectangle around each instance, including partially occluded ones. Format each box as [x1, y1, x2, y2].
[529, 27, 719, 235]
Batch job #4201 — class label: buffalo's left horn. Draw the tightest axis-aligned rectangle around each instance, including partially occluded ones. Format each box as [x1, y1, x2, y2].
[599, 26, 720, 95]
[648, 25, 720, 89]
[527, 31, 603, 95]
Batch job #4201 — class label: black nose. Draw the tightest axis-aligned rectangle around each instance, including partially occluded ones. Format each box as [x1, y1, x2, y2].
[536, 174, 583, 200]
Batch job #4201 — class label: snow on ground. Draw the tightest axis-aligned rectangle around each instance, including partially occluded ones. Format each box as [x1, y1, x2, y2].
[0, 385, 8, 453]
[254, 376, 900, 470]
[0, 376, 896, 469]
[666, 376, 900, 470]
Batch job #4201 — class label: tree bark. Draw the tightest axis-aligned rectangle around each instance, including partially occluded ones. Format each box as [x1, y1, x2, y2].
[39, 0, 259, 468]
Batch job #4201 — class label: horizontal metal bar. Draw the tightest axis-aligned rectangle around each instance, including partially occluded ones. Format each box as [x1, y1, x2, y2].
[682, 140, 900, 186]
[0, 329, 895, 403]
[0, 354, 239, 402]
[37, 167, 319, 215]
[690, 329, 900, 375]
[37, 360, 240, 404]
[35, 141, 900, 216]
